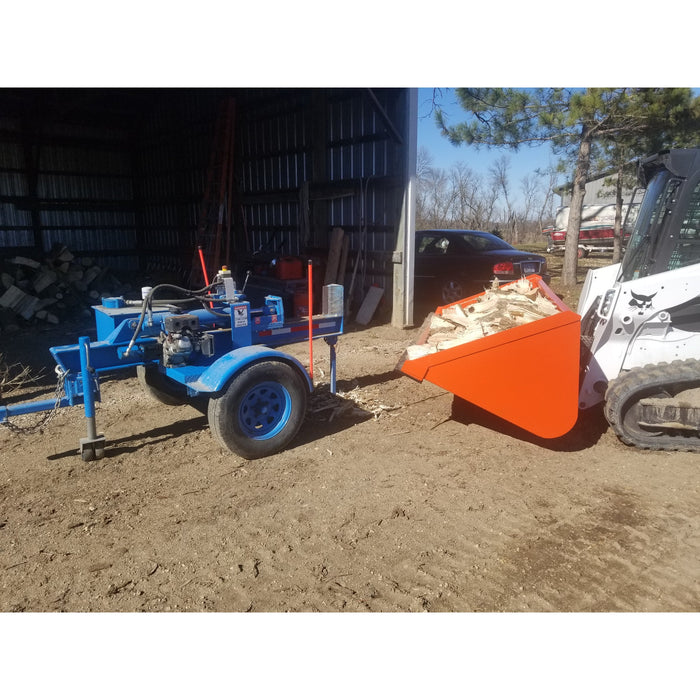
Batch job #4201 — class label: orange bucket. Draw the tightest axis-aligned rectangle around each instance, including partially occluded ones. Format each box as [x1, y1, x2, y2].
[400, 276, 581, 439]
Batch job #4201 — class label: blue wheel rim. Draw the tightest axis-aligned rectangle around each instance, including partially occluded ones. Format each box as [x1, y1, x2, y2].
[238, 381, 292, 440]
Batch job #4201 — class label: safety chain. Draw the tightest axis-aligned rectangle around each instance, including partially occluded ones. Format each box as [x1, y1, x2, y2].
[0, 366, 68, 435]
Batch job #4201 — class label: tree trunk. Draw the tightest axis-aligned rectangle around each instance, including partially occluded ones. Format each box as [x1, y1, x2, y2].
[562, 126, 593, 287]
[510, 214, 519, 244]
[612, 164, 624, 264]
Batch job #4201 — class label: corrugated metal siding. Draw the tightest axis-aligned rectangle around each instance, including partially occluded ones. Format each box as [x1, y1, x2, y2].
[0, 163, 32, 246]
[0, 97, 139, 266]
[236, 88, 407, 291]
[134, 90, 220, 276]
[237, 91, 309, 257]
[34, 131, 137, 265]
[0, 117, 31, 246]
[326, 90, 404, 289]
[0, 88, 410, 294]
[328, 95, 393, 181]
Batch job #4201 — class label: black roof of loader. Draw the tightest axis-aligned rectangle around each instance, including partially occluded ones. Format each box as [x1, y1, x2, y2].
[639, 148, 700, 186]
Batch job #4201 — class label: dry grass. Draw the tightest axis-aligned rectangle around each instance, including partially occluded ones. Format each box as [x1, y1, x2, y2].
[0, 354, 44, 400]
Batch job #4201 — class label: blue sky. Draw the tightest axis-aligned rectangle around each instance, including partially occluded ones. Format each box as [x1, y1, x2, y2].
[416, 88, 560, 190]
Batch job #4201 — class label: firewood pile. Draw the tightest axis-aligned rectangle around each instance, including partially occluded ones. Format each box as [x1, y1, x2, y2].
[406, 278, 561, 360]
[0, 245, 135, 332]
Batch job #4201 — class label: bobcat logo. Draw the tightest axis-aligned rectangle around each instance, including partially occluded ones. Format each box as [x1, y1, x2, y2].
[629, 290, 657, 312]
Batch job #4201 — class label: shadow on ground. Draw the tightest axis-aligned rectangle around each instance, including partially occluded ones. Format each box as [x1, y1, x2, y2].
[450, 396, 609, 452]
[45, 392, 376, 462]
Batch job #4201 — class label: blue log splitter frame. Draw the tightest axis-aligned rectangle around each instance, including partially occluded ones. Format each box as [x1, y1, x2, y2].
[0, 282, 344, 462]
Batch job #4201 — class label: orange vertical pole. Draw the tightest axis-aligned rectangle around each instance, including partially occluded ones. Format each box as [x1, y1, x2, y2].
[198, 245, 213, 309]
[307, 259, 313, 382]
[197, 245, 210, 287]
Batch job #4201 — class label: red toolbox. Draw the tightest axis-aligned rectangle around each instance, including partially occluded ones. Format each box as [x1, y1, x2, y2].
[275, 256, 304, 280]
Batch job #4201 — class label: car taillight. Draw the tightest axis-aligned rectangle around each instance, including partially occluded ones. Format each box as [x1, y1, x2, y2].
[493, 262, 514, 274]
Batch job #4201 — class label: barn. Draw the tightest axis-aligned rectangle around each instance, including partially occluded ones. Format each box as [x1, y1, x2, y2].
[0, 88, 417, 329]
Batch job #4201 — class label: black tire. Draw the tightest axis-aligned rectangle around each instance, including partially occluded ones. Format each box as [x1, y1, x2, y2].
[440, 278, 466, 305]
[137, 364, 187, 406]
[208, 360, 308, 459]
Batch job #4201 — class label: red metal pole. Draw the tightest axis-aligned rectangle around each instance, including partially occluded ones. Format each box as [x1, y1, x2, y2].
[198, 246, 213, 309]
[307, 259, 313, 382]
[198, 245, 210, 286]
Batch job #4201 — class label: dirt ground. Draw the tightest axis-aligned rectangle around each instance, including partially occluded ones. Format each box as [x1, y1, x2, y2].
[1, 293, 699, 613]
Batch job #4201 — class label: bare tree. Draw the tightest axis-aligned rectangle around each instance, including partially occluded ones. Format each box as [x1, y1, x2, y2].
[536, 166, 558, 233]
[416, 145, 434, 180]
[518, 167, 558, 242]
[416, 162, 452, 229]
[448, 163, 486, 229]
[520, 173, 539, 224]
[489, 156, 518, 242]
[416, 149, 555, 239]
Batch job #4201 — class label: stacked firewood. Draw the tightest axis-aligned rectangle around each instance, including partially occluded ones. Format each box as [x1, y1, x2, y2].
[406, 278, 560, 360]
[0, 245, 133, 332]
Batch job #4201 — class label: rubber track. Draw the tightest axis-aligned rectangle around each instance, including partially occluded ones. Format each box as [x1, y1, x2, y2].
[604, 359, 700, 452]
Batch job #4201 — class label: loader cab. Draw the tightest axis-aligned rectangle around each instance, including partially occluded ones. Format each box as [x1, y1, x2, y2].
[620, 150, 700, 282]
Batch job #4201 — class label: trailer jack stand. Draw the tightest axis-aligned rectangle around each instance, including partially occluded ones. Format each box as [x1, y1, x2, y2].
[80, 434, 105, 462]
[78, 336, 105, 462]
[325, 336, 338, 395]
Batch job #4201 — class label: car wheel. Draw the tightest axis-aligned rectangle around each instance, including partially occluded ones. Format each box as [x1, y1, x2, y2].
[440, 279, 465, 305]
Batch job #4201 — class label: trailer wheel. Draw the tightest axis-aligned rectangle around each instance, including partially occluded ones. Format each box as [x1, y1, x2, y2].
[208, 360, 308, 459]
[137, 364, 186, 406]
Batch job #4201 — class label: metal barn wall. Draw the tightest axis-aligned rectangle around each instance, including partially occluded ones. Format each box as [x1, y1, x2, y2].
[0, 95, 139, 270]
[0, 113, 31, 247]
[238, 89, 308, 257]
[236, 88, 408, 297]
[0, 88, 412, 302]
[37, 124, 138, 270]
[134, 90, 221, 279]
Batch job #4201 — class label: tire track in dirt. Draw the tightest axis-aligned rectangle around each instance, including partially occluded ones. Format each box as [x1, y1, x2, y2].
[467, 485, 700, 611]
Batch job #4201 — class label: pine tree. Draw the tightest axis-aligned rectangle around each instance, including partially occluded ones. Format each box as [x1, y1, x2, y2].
[436, 88, 699, 286]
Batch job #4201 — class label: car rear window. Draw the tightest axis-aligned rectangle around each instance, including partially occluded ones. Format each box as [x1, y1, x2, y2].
[416, 231, 514, 255]
[461, 232, 513, 251]
[417, 235, 449, 254]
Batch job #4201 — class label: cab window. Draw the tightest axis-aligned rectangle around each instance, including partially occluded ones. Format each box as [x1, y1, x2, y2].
[669, 180, 700, 270]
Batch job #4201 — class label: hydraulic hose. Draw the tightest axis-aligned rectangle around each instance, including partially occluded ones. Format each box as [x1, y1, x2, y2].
[123, 282, 222, 358]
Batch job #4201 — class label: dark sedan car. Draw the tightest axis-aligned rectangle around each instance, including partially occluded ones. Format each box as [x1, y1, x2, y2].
[414, 229, 550, 305]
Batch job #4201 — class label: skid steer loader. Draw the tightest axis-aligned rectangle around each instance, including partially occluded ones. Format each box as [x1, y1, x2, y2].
[401, 148, 700, 451]
[578, 148, 700, 450]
